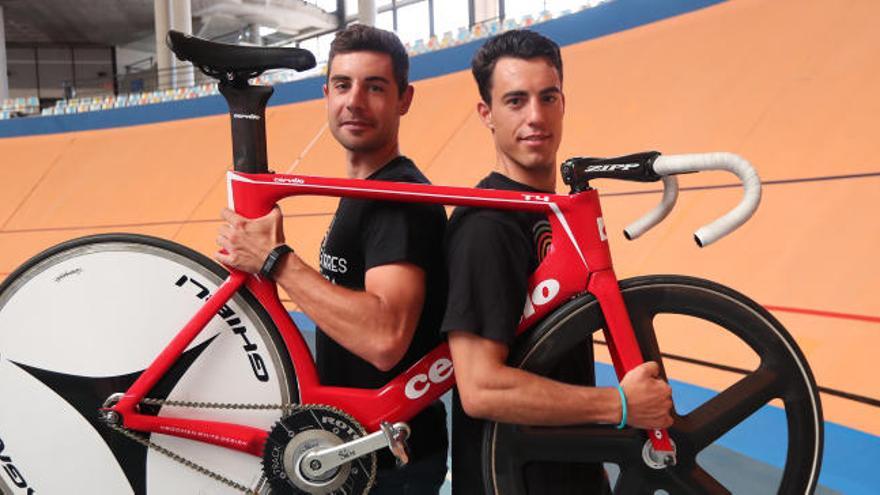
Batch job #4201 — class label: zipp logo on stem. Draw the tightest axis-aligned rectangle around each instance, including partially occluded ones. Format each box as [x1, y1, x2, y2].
[586, 163, 639, 173]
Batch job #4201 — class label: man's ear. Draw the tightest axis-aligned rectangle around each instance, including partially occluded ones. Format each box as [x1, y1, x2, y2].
[477, 100, 494, 132]
[399, 84, 415, 115]
[322, 83, 329, 97]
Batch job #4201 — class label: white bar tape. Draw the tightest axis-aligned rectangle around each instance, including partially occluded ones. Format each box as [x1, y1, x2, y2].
[624, 175, 679, 240]
[652, 152, 761, 247]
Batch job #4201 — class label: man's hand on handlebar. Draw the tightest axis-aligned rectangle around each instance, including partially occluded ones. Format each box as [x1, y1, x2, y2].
[619, 362, 674, 429]
[215, 207, 285, 273]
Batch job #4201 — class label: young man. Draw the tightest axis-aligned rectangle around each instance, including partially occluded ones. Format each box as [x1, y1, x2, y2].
[215, 24, 448, 493]
[441, 30, 674, 493]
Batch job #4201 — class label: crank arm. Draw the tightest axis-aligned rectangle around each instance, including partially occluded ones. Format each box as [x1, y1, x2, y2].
[300, 422, 410, 478]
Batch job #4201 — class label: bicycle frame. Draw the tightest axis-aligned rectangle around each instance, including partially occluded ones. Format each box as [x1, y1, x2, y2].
[108, 169, 674, 460]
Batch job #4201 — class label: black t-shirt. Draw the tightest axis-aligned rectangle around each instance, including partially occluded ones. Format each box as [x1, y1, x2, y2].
[441, 172, 605, 494]
[316, 156, 448, 469]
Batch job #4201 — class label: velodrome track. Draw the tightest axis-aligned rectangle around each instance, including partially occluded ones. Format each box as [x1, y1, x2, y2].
[1, 0, 877, 492]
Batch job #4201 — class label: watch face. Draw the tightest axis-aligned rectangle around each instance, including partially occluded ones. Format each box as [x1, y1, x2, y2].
[261, 245, 291, 279]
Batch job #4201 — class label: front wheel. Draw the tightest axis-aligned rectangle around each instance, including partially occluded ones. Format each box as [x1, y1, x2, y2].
[483, 275, 823, 494]
[0, 234, 297, 494]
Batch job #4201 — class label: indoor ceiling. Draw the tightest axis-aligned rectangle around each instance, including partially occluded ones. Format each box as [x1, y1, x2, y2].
[0, 0, 337, 48]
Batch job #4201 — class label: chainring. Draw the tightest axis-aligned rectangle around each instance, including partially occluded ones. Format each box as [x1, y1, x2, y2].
[261, 405, 376, 495]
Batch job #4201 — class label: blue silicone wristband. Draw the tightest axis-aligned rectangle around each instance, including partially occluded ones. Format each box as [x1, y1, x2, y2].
[616, 385, 627, 429]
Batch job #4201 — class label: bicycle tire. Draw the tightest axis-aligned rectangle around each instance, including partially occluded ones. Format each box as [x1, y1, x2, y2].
[0, 234, 298, 494]
[482, 275, 823, 495]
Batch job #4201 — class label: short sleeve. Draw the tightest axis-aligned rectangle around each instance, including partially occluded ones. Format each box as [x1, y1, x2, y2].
[440, 214, 531, 344]
[361, 202, 441, 271]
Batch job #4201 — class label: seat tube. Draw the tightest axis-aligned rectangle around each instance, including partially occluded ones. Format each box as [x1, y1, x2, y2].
[219, 82, 273, 174]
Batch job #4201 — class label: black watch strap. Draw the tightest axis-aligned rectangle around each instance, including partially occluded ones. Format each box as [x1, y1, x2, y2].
[260, 244, 293, 280]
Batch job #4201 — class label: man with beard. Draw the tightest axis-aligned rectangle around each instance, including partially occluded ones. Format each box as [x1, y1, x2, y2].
[216, 24, 448, 494]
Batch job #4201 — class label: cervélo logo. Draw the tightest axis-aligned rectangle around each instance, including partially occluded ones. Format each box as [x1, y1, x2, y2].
[522, 278, 560, 319]
[274, 177, 305, 185]
[404, 358, 453, 400]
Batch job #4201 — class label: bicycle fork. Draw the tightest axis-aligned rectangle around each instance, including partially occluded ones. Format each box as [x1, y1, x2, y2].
[588, 269, 677, 468]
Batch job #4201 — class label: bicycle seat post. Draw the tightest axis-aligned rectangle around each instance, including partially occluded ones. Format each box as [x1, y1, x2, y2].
[165, 30, 317, 174]
[219, 79, 273, 174]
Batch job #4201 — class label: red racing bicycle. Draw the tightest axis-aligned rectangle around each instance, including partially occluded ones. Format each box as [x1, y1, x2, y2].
[0, 32, 822, 494]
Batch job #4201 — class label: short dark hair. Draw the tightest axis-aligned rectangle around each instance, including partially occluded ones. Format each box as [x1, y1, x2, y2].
[328, 24, 410, 95]
[471, 29, 563, 104]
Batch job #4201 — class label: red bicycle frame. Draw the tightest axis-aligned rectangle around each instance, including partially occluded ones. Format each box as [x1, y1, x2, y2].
[109, 169, 673, 459]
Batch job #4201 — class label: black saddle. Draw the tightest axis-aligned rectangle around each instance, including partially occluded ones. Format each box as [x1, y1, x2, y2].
[166, 30, 316, 83]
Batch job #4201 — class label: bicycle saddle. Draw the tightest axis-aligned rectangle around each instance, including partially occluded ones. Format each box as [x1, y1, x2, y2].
[166, 30, 316, 81]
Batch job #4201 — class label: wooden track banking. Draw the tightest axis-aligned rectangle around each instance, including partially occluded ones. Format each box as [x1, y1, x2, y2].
[0, 0, 877, 435]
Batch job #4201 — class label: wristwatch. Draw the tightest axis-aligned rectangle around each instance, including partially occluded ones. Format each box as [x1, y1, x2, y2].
[260, 244, 293, 280]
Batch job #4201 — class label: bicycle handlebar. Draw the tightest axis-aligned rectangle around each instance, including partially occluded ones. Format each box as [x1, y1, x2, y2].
[622, 175, 679, 241]
[625, 152, 762, 247]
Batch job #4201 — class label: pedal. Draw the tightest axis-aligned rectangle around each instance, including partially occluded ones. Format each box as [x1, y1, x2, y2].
[381, 421, 411, 467]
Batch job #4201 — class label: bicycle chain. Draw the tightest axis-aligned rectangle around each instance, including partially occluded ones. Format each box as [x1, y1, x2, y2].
[107, 399, 378, 495]
[107, 397, 298, 495]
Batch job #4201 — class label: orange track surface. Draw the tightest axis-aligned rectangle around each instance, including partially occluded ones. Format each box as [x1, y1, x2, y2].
[1, 0, 877, 434]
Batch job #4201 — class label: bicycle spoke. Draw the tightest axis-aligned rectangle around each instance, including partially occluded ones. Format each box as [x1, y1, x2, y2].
[501, 424, 642, 464]
[625, 304, 672, 383]
[680, 367, 781, 450]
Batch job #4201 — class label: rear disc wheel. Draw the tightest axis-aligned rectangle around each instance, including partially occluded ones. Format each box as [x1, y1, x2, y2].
[0, 234, 297, 494]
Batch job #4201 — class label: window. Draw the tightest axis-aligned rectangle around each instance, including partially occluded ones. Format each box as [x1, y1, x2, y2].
[376, 10, 394, 31]
[433, 0, 468, 36]
[396, 1, 430, 45]
[346, 0, 359, 16]
[312, 0, 338, 12]
[503, 0, 535, 20]
[302, 31, 337, 64]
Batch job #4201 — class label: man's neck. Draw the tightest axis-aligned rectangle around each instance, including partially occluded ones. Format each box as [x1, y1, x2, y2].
[494, 155, 557, 192]
[345, 142, 401, 179]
